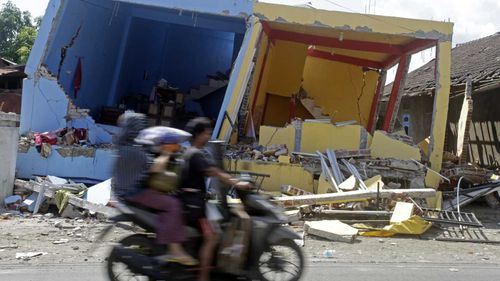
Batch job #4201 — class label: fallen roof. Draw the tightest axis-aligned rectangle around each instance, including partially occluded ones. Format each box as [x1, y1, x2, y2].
[384, 32, 500, 99]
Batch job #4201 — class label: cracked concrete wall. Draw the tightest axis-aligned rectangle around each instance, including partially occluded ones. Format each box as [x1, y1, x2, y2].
[42, 0, 131, 116]
[302, 56, 379, 127]
[17, 0, 116, 181]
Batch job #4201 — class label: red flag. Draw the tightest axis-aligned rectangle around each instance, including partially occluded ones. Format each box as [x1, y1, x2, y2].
[73, 58, 82, 98]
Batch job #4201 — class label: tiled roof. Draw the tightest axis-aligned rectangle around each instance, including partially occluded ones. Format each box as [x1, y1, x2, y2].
[384, 32, 500, 98]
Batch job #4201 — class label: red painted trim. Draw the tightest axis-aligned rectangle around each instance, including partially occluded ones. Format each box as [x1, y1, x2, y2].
[382, 55, 408, 131]
[261, 21, 272, 36]
[269, 28, 403, 55]
[367, 71, 385, 132]
[251, 39, 271, 114]
[403, 39, 437, 54]
[382, 55, 400, 70]
[307, 49, 383, 69]
[382, 39, 437, 69]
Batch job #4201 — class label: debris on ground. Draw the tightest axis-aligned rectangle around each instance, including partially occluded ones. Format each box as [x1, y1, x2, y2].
[13, 176, 118, 219]
[305, 220, 358, 243]
[15, 252, 48, 260]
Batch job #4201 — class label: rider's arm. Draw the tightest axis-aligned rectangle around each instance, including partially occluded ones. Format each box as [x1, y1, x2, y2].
[206, 167, 251, 190]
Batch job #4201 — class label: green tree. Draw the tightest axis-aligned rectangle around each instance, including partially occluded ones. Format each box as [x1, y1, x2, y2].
[0, 0, 38, 64]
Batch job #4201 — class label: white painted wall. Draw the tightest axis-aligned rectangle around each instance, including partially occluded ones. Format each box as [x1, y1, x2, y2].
[0, 125, 19, 203]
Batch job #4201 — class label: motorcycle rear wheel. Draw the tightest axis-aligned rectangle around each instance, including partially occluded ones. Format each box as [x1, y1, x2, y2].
[253, 239, 304, 281]
[107, 234, 156, 281]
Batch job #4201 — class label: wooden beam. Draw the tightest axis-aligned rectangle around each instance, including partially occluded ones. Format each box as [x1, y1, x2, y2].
[307, 49, 383, 69]
[273, 188, 436, 208]
[382, 55, 411, 132]
[367, 70, 387, 133]
[265, 26, 403, 55]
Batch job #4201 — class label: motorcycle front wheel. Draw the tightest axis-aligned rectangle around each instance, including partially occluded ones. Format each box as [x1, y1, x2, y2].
[253, 239, 304, 281]
[107, 234, 155, 281]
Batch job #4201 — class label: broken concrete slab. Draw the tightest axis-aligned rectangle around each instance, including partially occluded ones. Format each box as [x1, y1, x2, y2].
[284, 209, 301, 222]
[305, 220, 358, 243]
[47, 175, 68, 185]
[60, 204, 84, 219]
[370, 131, 421, 161]
[15, 179, 118, 217]
[86, 178, 112, 207]
[390, 202, 415, 224]
[338, 176, 356, 191]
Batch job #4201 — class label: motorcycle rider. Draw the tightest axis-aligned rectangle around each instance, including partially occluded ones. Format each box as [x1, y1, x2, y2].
[112, 112, 197, 266]
[179, 117, 250, 281]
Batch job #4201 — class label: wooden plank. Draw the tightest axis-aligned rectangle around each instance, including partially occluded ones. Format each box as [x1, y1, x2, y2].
[273, 188, 436, 208]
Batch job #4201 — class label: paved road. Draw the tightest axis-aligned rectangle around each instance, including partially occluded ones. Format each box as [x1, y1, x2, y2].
[1, 262, 499, 281]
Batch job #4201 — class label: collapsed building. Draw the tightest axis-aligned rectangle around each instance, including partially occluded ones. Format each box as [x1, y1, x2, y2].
[17, 0, 453, 193]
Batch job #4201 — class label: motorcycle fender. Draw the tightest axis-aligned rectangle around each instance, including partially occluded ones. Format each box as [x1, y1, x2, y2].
[267, 227, 301, 245]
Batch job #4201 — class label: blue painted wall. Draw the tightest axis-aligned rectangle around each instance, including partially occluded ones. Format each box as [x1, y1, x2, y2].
[43, 0, 131, 116]
[17, 147, 116, 182]
[116, 18, 237, 103]
[160, 24, 235, 92]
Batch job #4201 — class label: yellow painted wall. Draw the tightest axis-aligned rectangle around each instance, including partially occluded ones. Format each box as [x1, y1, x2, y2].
[302, 57, 379, 127]
[266, 40, 308, 97]
[259, 125, 296, 150]
[301, 122, 370, 153]
[225, 159, 315, 192]
[247, 33, 270, 113]
[251, 40, 307, 127]
[218, 18, 262, 141]
[252, 36, 275, 127]
[370, 131, 422, 161]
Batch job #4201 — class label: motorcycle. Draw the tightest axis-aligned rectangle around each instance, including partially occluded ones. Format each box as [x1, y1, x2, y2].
[102, 185, 305, 281]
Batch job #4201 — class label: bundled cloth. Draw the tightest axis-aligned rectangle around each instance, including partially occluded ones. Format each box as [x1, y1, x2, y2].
[135, 126, 191, 145]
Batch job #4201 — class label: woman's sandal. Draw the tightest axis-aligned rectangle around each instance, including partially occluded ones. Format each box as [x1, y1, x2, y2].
[167, 256, 199, 266]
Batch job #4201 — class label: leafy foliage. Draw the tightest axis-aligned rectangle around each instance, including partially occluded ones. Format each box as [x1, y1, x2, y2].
[0, 1, 40, 64]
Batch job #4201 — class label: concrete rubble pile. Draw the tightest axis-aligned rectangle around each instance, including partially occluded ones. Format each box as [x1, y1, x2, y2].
[225, 120, 500, 244]
[4, 176, 116, 220]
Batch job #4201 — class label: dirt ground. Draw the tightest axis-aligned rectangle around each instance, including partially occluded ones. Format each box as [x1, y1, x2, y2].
[0, 202, 499, 267]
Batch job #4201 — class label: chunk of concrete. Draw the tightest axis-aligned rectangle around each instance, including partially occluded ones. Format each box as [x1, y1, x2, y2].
[370, 131, 421, 161]
[338, 176, 356, 191]
[390, 202, 415, 224]
[47, 175, 68, 185]
[86, 179, 112, 206]
[305, 220, 358, 243]
[364, 175, 385, 191]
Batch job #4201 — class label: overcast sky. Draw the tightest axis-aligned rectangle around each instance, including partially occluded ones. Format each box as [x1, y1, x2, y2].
[3, 0, 498, 79]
